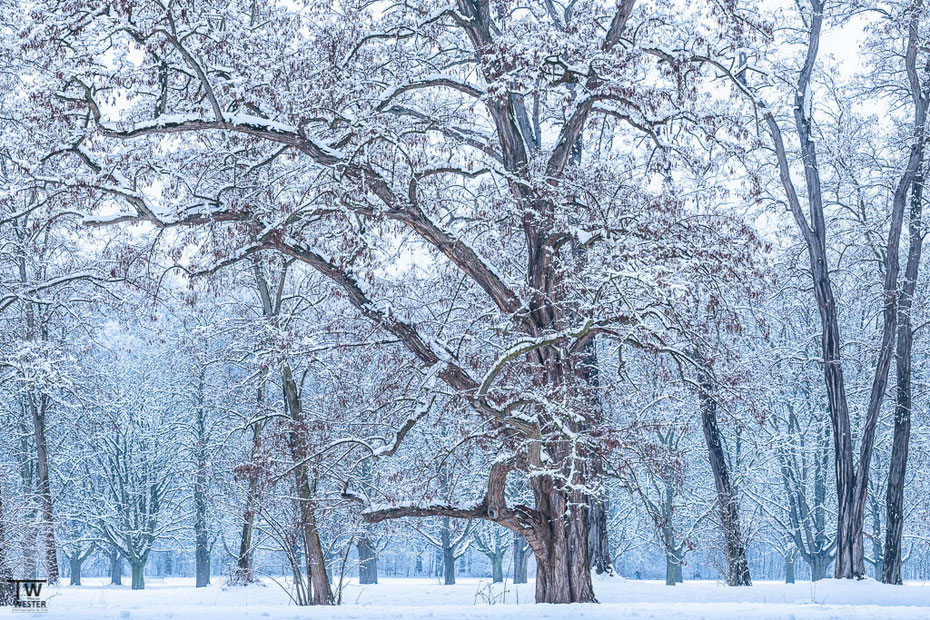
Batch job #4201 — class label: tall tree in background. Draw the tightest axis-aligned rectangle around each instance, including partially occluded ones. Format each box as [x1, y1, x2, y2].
[870, 0, 930, 586]
[707, 0, 927, 578]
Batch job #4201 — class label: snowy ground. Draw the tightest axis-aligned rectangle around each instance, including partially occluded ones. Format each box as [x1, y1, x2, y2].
[10, 575, 930, 619]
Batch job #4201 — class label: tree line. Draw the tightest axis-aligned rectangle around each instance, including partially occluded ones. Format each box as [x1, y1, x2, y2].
[0, 0, 929, 605]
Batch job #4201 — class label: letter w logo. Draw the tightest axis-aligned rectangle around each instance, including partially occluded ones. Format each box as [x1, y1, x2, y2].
[23, 582, 42, 597]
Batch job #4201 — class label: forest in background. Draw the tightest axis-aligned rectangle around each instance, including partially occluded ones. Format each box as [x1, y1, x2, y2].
[1, 0, 930, 606]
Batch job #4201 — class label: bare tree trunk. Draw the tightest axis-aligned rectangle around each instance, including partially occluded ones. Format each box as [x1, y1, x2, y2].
[302, 507, 331, 604]
[696, 355, 751, 586]
[665, 552, 679, 586]
[130, 559, 145, 590]
[282, 364, 333, 605]
[21, 506, 37, 579]
[524, 480, 595, 603]
[365, 472, 595, 602]
[233, 392, 264, 585]
[357, 535, 378, 584]
[0, 488, 13, 605]
[233, 510, 255, 584]
[809, 553, 830, 582]
[69, 555, 84, 586]
[587, 497, 612, 575]
[512, 533, 528, 584]
[29, 394, 58, 585]
[577, 324, 612, 579]
[785, 555, 795, 584]
[441, 517, 456, 585]
[492, 553, 503, 583]
[764, 2, 923, 579]
[17, 241, 58, 586]
[364, 444, 595, 602]
[194, 371, 210, 588]
[194, 524, 210, 587]
[884, 164, 925, 584]
[869, 488, 884, 580]
[109, 548, 122, 585]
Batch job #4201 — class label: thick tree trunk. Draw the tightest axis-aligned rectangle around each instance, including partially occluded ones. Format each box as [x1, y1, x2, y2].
[884, 167, 924, 585]
[809, 553, 830, 582]
[110, 549, 122, 585]
[785, 555, 795, 584]
[696, 356, 751, 586]
[442, 549, 455, 585]
[130, 560, 145, 590]
[492, 554, 503, 583]
[69, 555, 84, 586]
[524, 482, 595, 603]
[512, 533, 528, 584]
[364, 472, 595, 602]
[357, 536, 378, 584]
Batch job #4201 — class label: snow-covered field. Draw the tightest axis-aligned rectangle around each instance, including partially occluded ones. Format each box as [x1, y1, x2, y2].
[12, 575, 930, 619]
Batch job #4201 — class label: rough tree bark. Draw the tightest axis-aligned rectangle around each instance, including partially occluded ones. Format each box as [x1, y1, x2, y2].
[882, 9, 929, 581]
[695, 353, 751, 586]
[364, 460, 596, 603]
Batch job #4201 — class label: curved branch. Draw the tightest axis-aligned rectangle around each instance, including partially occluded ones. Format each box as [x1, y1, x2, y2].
[377, 76, 484, 112]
